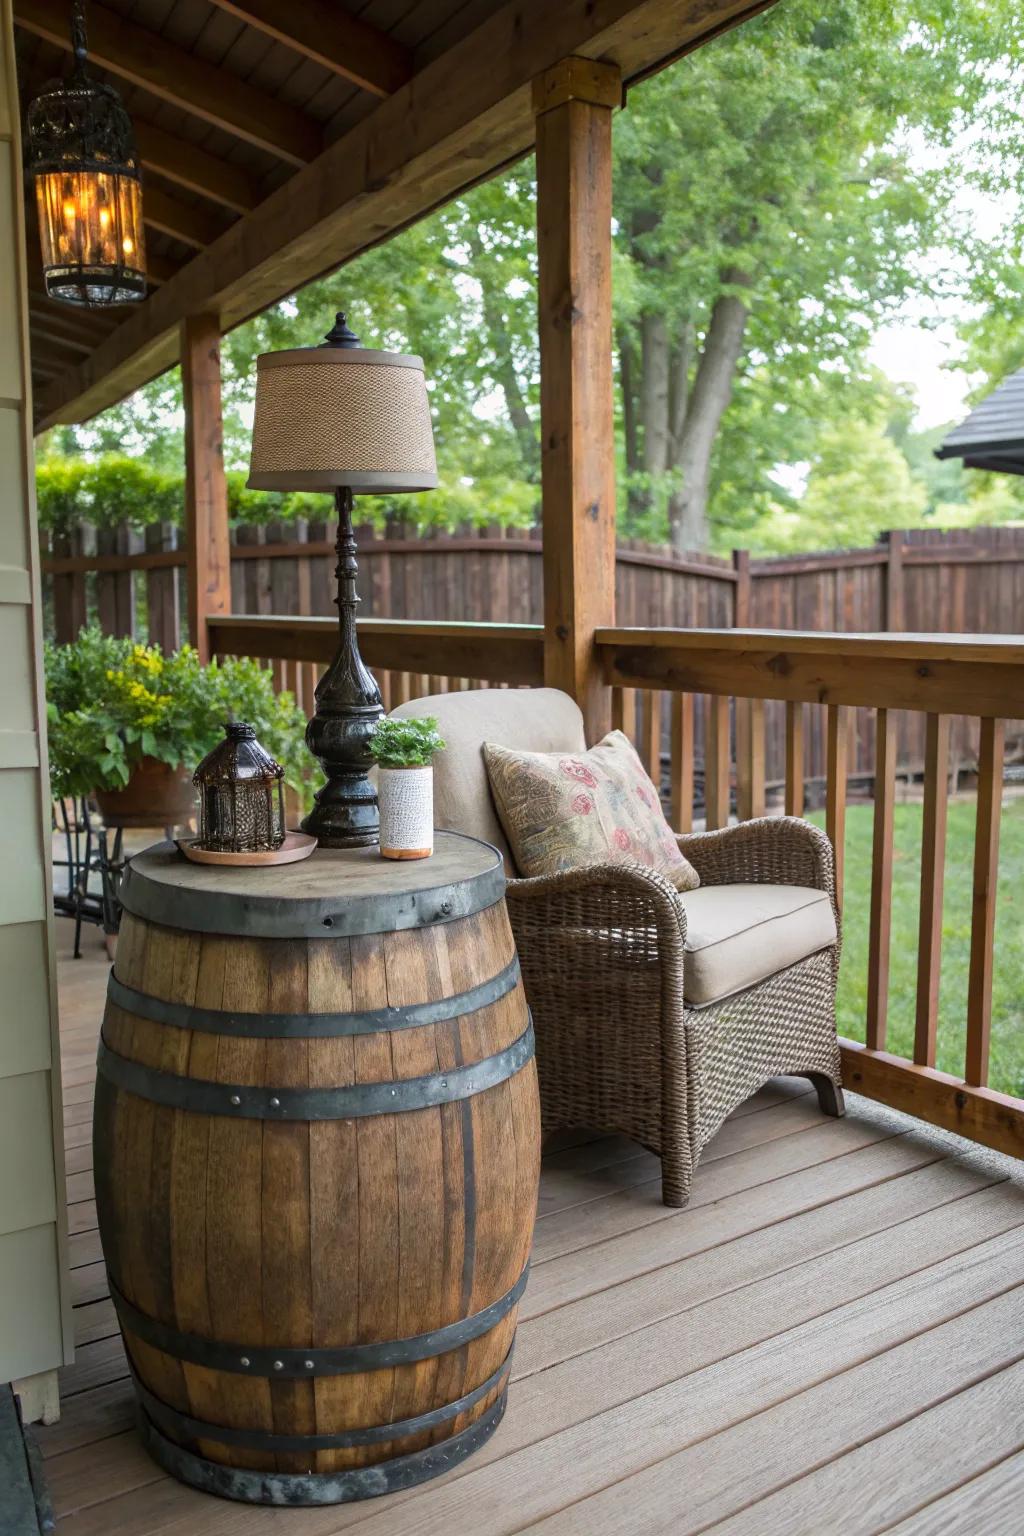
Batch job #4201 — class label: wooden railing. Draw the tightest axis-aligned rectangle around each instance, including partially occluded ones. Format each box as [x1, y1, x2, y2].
[210, 613, 1024, 1162]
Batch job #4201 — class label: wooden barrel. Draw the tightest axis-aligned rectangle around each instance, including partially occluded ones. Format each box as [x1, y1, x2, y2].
[93, 832, 540, 1507]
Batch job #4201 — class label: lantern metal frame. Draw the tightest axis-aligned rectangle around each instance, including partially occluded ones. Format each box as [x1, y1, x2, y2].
[193, 723, 287, 855]
[25, 0, 146, 307]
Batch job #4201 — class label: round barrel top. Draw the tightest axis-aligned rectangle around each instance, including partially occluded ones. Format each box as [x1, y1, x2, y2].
[120, 832, 505, 939]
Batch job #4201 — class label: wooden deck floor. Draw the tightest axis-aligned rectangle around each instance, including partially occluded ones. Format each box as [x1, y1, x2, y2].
[39, 916, 1024, 1535]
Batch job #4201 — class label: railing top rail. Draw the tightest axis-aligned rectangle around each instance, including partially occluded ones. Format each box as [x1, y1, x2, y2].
[597, 627, 1024, 663]
[597, 628, 1024, 717]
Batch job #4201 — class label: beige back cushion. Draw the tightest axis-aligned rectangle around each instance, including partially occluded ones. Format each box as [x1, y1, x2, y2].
[389, 688, 586, 865]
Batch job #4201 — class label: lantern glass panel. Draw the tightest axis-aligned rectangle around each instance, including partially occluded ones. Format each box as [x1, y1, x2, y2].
[35, 169, 145, 306]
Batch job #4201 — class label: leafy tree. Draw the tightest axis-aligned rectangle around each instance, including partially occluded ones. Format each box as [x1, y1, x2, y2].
[613, 0, 1019, 551]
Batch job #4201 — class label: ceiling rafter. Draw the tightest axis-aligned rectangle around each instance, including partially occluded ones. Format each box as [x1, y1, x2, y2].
[142, 185, 231, 249]
[13, 0, 323, 166]
[206, 0, 413, 97]
[133, 120, 261, 215]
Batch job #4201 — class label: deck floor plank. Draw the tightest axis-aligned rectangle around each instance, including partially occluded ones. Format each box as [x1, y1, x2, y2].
[42, 923, 1024, 1535]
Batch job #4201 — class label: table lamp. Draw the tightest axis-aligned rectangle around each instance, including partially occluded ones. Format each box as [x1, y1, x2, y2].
[247, 312, 438, 846]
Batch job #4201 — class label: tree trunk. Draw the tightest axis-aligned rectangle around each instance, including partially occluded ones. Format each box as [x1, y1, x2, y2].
[641, 311, 670, 475]
[467, 230, 539, 478]
[618, 328, 643, 524]
[668, 271, 751, 551]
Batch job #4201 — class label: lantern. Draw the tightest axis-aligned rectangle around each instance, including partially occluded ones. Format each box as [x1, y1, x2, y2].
[25, 1, 146, 307]
[193, 723, 286, 854]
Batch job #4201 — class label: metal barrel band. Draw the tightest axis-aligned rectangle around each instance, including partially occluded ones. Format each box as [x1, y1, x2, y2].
[110, 1264, 529, 1377]
[96, 1017, 534, 1120]
[106, 955, 521, 1039]
[131, 1345, 514, 1453]
[118, 837, 506, 938]
[138, 1389, 509, 1506]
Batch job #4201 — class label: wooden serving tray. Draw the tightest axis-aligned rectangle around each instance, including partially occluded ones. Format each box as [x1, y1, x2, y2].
[176, 831, 317, 867]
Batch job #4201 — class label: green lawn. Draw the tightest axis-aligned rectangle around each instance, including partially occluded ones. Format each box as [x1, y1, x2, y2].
[807, 799, 1024, 1097]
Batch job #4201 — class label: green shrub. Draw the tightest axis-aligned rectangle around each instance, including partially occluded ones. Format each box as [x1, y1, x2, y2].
[45, 626, 312, 799]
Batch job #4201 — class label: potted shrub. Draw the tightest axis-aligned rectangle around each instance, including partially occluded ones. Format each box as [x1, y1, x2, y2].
[45, 627, 310, 826]
[369, 716, 446, 860]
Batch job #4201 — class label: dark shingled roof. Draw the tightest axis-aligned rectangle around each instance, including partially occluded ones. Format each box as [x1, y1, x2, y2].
[935, 368, 1024, 476]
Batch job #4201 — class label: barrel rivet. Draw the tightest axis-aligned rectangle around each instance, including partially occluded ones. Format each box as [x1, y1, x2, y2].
[269, 1096, 281, 1108]
[229, 1094, 241, 1106]
[239, 1356, 250, 1367]
[273, 1360, 284, 1371]
[304, 1359, 315, 1370]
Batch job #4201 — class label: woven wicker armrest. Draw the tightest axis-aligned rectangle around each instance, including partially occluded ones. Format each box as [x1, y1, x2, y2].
[506, 860, 687, 949]
[678, 817, 836, 904]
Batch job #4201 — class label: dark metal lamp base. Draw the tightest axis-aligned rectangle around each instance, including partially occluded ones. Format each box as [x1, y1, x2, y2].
[301, 486, 383, 848]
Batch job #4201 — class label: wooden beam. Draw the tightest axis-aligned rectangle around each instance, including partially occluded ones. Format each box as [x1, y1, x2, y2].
[597, 628, 1024, 718]
[840, 1041, 1024, 1161]
[34, 0, 776, 428]
[207, 617, 546, 687]
[13, 0, 322, 166]
[207, 0, 413, 98]
[142, 186, 229, 251]
[182, 314, 230, 663]
[133, 120, 260, 215]
[535, 57, 620, 741]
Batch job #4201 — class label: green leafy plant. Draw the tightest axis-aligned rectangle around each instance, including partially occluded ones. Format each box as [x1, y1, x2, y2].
[45, 626, 312, 800]
[369, 717, 446, 769]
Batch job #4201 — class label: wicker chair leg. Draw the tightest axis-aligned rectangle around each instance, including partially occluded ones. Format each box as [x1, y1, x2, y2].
[660, 1151, 693, 1208]
[806, 1073, 845, 1118]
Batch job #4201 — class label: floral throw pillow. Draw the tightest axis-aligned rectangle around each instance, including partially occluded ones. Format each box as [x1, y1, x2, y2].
[483, 730, 700, 892]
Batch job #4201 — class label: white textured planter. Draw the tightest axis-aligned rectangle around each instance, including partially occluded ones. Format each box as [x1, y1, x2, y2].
[378, 765, 434, 860]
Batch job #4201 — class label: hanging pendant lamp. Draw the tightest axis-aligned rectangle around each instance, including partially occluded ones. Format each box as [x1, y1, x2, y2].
[26, 0, 146, 307]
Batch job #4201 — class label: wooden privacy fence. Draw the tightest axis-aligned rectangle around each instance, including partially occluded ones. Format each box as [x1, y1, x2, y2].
[43, 521, 1024, 790]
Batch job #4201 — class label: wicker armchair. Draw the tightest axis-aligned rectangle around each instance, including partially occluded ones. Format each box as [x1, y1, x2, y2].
[390, 687, 844, 1207]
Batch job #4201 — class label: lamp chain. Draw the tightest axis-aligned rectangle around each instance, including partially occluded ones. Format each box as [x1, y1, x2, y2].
[71, 0, 88, 71]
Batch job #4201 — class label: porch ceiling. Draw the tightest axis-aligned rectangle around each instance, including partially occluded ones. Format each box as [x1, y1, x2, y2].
[15, 0, 777, 432]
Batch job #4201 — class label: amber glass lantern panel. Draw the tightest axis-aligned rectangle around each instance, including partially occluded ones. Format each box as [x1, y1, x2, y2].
[35, 169, 145, 307]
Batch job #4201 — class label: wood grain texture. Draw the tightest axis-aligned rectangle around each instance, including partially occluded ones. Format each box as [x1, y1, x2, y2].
[669, 691, 694, 833]
[966, 717, 1004, 1087]
[182, 314, 230, 663]
[784, 700, 804, 817]
[536, 64, 619, 741]
[704, 694, 730, 830]
[914, 713, 949, 1067]
[824, 703, 849, 911]
[91, 882, 539, 1480]
[865, 708, 896, 1052]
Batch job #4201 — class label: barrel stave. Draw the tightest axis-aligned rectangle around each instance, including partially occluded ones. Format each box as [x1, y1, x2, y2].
[95, 886, 539, 1487]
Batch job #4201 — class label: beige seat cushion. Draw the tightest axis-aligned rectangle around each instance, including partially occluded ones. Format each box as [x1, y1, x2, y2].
[389, 687, 587, 866]
[681, 883, 837, 1006]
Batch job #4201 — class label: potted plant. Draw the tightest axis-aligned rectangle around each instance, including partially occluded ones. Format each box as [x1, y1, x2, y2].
[369, 716, 446, 860]
[45, 627, 310, 827]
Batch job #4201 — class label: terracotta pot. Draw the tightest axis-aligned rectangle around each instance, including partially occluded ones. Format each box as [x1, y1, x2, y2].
[93, 757, 197, 829]
[378, 764, 434, 860]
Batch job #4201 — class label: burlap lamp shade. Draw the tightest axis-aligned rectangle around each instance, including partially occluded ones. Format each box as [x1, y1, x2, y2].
[247, 344, 438, 493]
[244, 311, 438, 850]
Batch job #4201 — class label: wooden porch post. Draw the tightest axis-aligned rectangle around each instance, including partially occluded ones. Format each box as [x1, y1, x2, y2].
[182, 312, 230, 663]
[534, 57, 620, 741]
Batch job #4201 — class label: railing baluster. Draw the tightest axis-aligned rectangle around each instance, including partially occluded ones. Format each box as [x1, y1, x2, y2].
[704, 695, 730, 830]
[965, 717, 1004, 1087]
[825, 704, 850, 912]
[616, 687, 637, 745]
[391, 672, 410, 707]
[643, 689, 662, 785]
[611, 686, 624, 733]
[914, 713, 949, 1067]
[785, 701, 804, 816]
[866, 707, 897, 1051]
[670, 692, 694, 834]
[735, 698, 765, 822]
